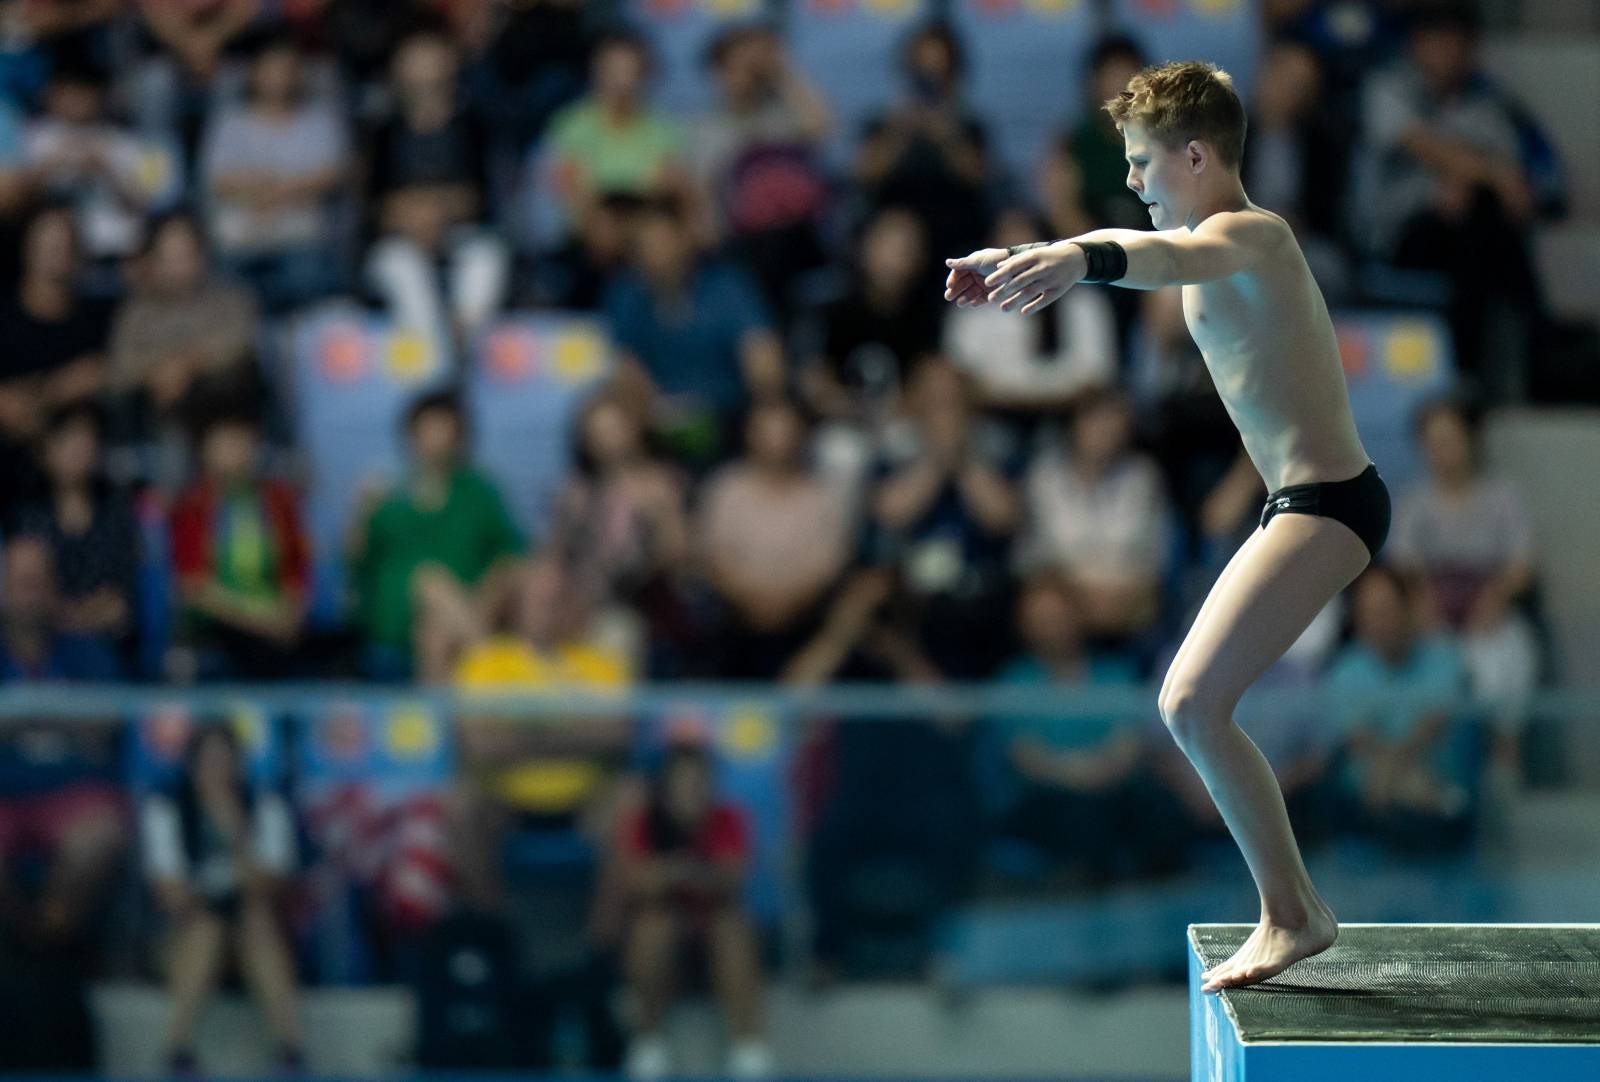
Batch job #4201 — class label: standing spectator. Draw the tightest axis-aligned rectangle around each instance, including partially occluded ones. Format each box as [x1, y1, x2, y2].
[1351, 2, 1546, 388]
[615, 738, 772, 1080]
[170, 404, 311, 680]
[22, 61, 179, 262]
[142, 724, 304, 1074]
[544, 391, 693, 676]
[1019, 388, 1172, 644]
[697, 400, 851, 679]
[200, 33, 351, 312]
[983, 573, 1189, 880]
[364, 28, 508, 349]
[694, 22, 830, 321]
[542, 29, 691, 242]
[1388, 397, 1538, 784]
[107, 211, 261, 444]
[130, 0, 259, 157]
[855, 20, 991, 261]
[348, 390, 523, 681]
[16, 404, 138, 652]
[603, 196, 784, 470]
[1326, 567, 1476, 852]
[868, 359, 1021, 679]
[942, 207, 1117, 424]
[0, 201, 111, 524]
[0, 536, 126, 952]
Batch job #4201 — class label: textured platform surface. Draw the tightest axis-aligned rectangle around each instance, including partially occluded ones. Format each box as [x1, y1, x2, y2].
[1190, 924, 1600, 1044]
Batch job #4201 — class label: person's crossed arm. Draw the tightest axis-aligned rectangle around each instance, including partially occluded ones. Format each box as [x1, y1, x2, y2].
[944, 210, 1286, 315]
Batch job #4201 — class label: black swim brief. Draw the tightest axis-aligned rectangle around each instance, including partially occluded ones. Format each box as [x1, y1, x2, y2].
[1259, 462, 1391, 559]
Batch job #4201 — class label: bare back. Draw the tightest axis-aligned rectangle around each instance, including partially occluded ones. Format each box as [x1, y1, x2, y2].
[1181, 205, 1369, 491]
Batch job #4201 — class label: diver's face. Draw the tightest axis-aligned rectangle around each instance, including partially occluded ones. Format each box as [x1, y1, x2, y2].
[1122, 121, 1190, 229]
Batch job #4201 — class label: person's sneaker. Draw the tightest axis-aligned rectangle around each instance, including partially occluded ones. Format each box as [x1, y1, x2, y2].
[625, 1034, 671, 1081]
[726, 1039, 775, 1079]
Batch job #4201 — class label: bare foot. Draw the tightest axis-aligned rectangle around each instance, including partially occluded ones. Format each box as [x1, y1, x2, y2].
[1201, 901, 1338, 993]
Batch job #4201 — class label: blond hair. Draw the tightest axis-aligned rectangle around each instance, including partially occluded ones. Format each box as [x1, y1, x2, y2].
[1105, 60, 1247, 168]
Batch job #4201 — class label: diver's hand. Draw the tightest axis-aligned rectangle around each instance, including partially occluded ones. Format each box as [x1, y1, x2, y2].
[984, 241, 1087, 315]
[943, 247, 1010, 307]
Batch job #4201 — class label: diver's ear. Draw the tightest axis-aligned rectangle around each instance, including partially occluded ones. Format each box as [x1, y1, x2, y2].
[1187, 139, 1208, 174]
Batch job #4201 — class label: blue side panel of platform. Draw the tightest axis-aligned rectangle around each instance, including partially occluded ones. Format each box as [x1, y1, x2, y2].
[1189, 943, 1246, 1082]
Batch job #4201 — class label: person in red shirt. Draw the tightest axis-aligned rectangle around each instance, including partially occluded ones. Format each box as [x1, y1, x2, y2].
[615, 739, 772, 1079]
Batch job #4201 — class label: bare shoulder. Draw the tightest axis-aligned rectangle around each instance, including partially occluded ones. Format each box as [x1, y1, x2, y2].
[1193, 206, 1294, 252]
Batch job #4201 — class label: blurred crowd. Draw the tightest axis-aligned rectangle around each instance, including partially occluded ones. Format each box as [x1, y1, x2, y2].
[0, 0, 1578, 1077]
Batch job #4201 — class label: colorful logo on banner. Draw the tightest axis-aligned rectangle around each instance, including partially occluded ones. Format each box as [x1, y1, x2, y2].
[1336, 323, 1370, 378]
[319, 702, 370, 764]
[808, 0, 914, 14]
[1192, 0, 1241, 14]
[721, 704, 779, 760]
[385, 331, 438, 384]
[386, 703, 442, 761]
[485, 327, 538, 384]
[553, 329, 605, 384]
[320, 323, 369, 384]
[641, 0, 755, 14]
[1383, 320, 1440, 381]
[1135, 0, 1180, 16]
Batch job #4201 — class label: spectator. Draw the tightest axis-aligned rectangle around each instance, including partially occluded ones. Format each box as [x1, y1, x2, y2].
[604, 196, 784, 469]
[1057, 35, 1149, 233]
[694, 22, 830, 321]
[0, 97, 27, 217]
[170, 404, 309, 681]
[364, 28, 509, 349]
[348, 390, 523, 681]
[983, 573, 1189, 881]
[1351, 2, 1546, 388]
[942, 207, 1117, 425]
[1326, 567, 1477, 852]
[0, 536, 126, 951]
[142, 724, 303, 1074]
[22, 61, 179, 262]
[615, 739, 772, 1080]
[200, 33, 351, 312]
[15, 403, 138, 651]
[130, 0, 259, 155]
[800, 205, 942, 430]
[545, 391, 692, 675]
[530, 188, 641, 311]
[868, 358, 1021, 679]
[1388, 397, 1538, 784]
[542, 29, 692, 242]
[697, 399, 851, 679]
[1242, 40, 1350, 288]
[450, 556, 637, 909]
[107, 210, 261, 444]
[855, 19, 991, 261]
[0, 202, 112, 522]
[0, 0, 122, 112]
[1019, 388, 1172, 644]
[468, 0, 591, 152]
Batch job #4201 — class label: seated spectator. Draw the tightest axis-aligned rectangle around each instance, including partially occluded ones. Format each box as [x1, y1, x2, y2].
[1327, 567, 1476, 852]
[0, 0, 121, 113]
[449, 557, 637, 910]
[142, 724, 303, 1074]
[545, 391, 692, 675]
[15, 404, 138, 652]
[468, 0, 591, 153]
[694, 22, 830, 322]
[21, 61, 178, 263]
[543, 29, 693, 243]
[348, 390, 524, 682]
[604, 196, 784, 470]
[1019, 388, 1172, 644]
[1243, 40, 1350, 291]
[983, 573, 1189, 881]
[0, 202, 112, 524]
[170, 404, 310, 680]
[855, 19, 990, 261]
[200, 34, 351, 313]
[107, 211, 261, 445]
[0, 536, 126, 953]
[614, 738, 772, 1080]
[529, 189, 641, 311]
[800, 205, 942, 430]
[1056, 35, 1149, 234]
[1351, 2, 1546, 388]
[697, 400, 852, 679]
[943, 207, 1117, 425]
[868, 359, 1021, 679]
[1389, 396, 1538, 784]
[364, 28, 509, 350]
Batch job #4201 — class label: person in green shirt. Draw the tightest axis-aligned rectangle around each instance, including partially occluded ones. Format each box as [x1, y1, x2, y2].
[348, 390, 524, 682]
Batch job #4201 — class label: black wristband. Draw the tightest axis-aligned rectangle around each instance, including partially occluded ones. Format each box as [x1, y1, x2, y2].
[1077, 240, 1128, 284]
[1006, 241, 1053, 257]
